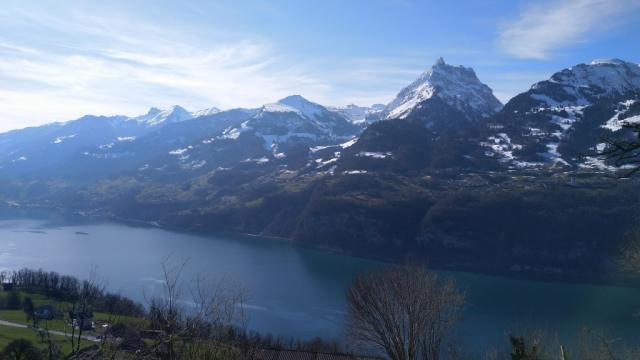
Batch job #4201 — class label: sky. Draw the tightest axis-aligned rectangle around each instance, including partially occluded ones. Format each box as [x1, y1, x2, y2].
[1, 0, 639, 132]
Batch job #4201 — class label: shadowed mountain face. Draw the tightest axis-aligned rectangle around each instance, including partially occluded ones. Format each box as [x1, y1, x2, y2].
[2, 59, 640, 281]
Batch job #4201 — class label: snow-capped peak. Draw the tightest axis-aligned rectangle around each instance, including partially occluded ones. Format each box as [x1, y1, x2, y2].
[384, 57, 503, 120]
[276, 95, 325, 120]
[589, 58, 628, 66]
[191, 107, 221, 117]
[132, 105, 193, 126]
[531, 59, 640, 106]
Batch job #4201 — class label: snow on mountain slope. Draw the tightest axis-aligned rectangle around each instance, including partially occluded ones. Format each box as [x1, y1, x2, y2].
[131, 105, 193, 126]
[221, 95, 359, 150]
[484, 59, 640, 171]
[191, 107, 221, 117]
[329, 104, 385, 125]
[384, 57, 503, 120]
[277, 95, 325, 120]
[529, 59, 640, 107]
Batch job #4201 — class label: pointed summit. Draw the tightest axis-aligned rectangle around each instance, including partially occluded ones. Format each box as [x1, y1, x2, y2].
[277, 95, 315, 109]
[383, 59, 502, 120]
[275, 95, 325, 120]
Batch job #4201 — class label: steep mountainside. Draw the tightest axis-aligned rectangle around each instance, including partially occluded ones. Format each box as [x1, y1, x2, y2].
[381, 57, 503, 121]
[483, 59, 640, 170]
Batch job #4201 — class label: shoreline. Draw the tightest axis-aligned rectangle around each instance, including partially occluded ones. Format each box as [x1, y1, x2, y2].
[1, 201, 638, 289]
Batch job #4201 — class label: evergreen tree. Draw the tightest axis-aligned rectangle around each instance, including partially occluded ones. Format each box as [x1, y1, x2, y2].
[6, 291, 21, 311]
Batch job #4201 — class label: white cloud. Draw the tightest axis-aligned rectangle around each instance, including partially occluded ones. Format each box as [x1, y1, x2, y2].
[0, 6, 332, 132]
[499, 0, 639, 59]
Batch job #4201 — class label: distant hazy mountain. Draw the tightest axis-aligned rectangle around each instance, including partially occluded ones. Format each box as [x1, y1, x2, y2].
[0, 95, 361, 182]
[0, 105, 229, 181]
[328, 104, 385, 126]
[130, 95, 360, 181]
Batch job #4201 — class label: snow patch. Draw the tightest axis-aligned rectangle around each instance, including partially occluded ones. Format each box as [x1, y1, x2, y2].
[603, 100, 640, 131]
[52, 134, 76, 144]
[340, 138, 357, 149]
[357, 151, 392, 159]
[169, 146, 192, 155]
[191, 107, 221, 117]
[242, 157, 269, 164]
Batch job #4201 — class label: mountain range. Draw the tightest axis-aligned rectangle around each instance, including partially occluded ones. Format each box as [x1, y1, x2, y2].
[2, 58, 640, 282]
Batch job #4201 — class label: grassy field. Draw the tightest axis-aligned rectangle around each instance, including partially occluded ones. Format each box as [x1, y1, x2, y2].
[0, 309, 148, 335]
[0, 289, 148, 333]
[0, 289, 148, 356]
[0, 323, 92, 355]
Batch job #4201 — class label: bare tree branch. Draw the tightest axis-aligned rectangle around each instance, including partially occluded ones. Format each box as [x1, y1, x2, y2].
[346, 263, 465, 360]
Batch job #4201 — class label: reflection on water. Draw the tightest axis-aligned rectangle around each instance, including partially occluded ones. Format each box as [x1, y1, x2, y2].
[0, 216, 639, 350]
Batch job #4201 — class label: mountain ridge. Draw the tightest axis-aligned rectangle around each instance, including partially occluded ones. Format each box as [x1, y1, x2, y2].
[1, 58, 639, 282]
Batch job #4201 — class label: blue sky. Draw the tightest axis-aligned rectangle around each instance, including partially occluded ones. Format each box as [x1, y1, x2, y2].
[1, 0, 639, 132]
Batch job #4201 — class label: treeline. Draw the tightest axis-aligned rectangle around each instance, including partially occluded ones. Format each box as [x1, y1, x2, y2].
[0, 268, 144, 317]
[217, 328, 342, 354]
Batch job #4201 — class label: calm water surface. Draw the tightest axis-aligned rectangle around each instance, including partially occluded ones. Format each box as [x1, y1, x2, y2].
[1, 215, 639, 350]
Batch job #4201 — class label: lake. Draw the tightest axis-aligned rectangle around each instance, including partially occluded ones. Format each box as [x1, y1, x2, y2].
[1, 215, 639, 351]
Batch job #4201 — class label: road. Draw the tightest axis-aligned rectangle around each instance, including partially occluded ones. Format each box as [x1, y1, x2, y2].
[0, 319, 100, 342]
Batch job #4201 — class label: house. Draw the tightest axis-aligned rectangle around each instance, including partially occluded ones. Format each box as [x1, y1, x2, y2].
[250, 349, 382, 360]
[69, 310, 94, 331]
[34, 304, 55, 320]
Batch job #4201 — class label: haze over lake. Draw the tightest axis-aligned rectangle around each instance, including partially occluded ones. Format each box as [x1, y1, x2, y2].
[1, 214, 639, 350]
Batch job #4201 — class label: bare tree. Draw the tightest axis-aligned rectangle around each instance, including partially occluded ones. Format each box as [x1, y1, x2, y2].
[69, 267, 105, 353]
[147, 256, 248, 359]
[346, 263, 465, 360]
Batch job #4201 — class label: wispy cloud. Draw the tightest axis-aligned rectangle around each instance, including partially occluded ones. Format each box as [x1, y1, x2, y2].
[498, 0, 640, 59]
[0, 5, 332, 132]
